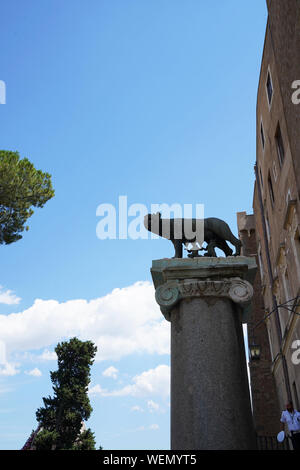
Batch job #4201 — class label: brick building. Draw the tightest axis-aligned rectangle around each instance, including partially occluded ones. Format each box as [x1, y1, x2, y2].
[240, 0, 300, 436]
[237, 212, 280, 437]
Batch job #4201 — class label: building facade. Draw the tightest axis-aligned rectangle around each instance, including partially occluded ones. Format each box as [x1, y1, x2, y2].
[237, 212, 281, 437]
[251, 0, 300, 418]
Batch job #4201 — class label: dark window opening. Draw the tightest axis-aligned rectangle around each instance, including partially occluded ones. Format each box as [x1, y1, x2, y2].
[260, 167, 264, 188]
[275, 123, 285, 166]
[268, 173, 275, 207]
[266, 71, 273, 105]
[261, 122, 265, 149]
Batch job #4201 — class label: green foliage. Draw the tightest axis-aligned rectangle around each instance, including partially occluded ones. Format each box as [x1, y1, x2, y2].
[0, 150, 54, 244]
[35, 337, 98, 450]
[33, 429, 58, 451]
[73, 429, 97, 450]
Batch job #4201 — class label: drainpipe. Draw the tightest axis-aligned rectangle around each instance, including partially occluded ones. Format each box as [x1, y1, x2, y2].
[254, 163, 292, 402]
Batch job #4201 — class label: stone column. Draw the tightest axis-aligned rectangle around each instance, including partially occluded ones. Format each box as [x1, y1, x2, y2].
[151, 257, 257, 450]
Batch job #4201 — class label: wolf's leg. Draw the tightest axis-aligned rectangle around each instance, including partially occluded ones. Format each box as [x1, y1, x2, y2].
[216, 239, 233, 257]
[233, 239, 242, 256]
[206, 240, 217, 257]
[213, 222, 242, 256]
[172, 240, 183, 258]
[226, 235, 242, 256]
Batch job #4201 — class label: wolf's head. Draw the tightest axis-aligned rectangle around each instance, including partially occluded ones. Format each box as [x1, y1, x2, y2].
[143, 212, 162, 234]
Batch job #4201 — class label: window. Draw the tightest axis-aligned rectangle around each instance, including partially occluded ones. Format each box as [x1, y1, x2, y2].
[258, 242, 264, 280]
[267, 322, 275, 362]
[266, 70, 273, 105]
[275, 123, 285, 166]
[260, 167, 264, 188]
[273, 161, 278, 182]
[265, 212, 271, 241]
[261, 121, 265, 149]
[284, 268, 293, 304]
[268, 173, 275, 207]
[277, 295, 287, 338]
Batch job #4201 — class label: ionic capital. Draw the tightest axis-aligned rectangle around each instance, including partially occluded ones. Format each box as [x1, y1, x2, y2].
[155, 277, 253, 321]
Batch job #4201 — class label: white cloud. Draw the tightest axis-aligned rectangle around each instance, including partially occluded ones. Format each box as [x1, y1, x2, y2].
[0, 340, 6, 363]
[147, 400, 160, 413]
[25, 368, 42, 377]
[120, 365, 169, 398]
[0, 281, 170, 370]
[149, 424, 159, 430]
[130, 405, 144, 413]
[131, 401, 162, 414]
[134, 424, 159, 431]
[89, 384, 108, 396]
[38, 349, 57, 361]
[0, 286, 21, 305]
[0, 362, 20, 376]
[0, 340, 19, 376]
[102, 366, 118, 380]
[90, 364, 170, 398]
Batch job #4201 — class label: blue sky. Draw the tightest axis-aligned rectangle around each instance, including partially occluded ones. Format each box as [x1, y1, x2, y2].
[0, 0, 267, 450]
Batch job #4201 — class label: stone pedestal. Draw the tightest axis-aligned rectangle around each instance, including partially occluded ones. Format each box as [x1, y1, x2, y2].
[151, 257, 257, 450]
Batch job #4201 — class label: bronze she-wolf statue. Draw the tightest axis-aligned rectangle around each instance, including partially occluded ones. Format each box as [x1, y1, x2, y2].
[144, 212, 242, 258]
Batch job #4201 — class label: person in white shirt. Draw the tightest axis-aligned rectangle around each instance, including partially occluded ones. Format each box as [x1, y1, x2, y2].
[280, 401, 300, 450]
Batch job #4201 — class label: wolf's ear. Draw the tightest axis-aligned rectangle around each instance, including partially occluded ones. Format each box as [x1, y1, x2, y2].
[158, 212, 162, 218]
